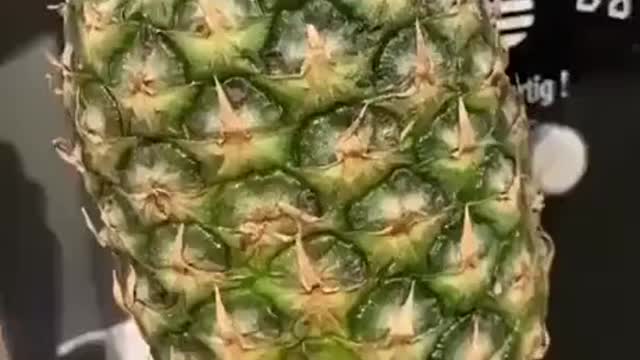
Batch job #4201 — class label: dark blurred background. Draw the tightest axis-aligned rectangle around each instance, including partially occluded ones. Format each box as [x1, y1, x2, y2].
[0, 1, 638, 359]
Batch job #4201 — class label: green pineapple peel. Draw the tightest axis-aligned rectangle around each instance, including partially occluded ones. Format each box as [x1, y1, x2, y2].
[50, 0, 554, 358]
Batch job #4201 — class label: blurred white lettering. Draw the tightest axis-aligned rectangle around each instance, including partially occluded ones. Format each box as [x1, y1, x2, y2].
[608, 0, 632, 19]
[518, 75, 556, 107]
[576, 0, 602, 12]
[576, 0, 633, 19]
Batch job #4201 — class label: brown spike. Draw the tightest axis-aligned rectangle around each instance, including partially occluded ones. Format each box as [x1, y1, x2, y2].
[124, 266, 137, 307]
[214, 285, 237, 340]
[467, 315, 495, 360]
[471, 315, 481, 352]
[294, 228, 323, 293]
[336, 105, 372, 160]
[305, 24, 326, 52]
[303, 24, 333, 74]
[456, 98, 477, 154]
[169, 224, 188, 270]
[505, 166, 522, 205]
[81, 207, 106, 247]
[485, 55, 508, 86]
[53, 138, 86, 174]
[113, 265, 137, 311]
[112, 271, 127, 311]
[214, 77, 250, 138]
[215, 77, 237, 123]
[414, 20, 435, 85]
[460, 205, 480, 267]
[389, 281, 417, 339]
[198, 0, 234, 32]
[45, 51, 66, 72]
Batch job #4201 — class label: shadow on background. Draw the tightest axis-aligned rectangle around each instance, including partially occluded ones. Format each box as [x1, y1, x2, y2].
[0, 142, 62, 360]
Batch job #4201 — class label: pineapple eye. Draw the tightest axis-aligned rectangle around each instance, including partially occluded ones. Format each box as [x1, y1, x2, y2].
[193, 22, 211, 36]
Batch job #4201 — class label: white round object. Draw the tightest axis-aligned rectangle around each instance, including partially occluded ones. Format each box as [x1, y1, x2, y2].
[531, 123, 588, 195]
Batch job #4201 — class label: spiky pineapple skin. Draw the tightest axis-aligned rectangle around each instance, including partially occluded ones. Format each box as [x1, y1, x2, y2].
[53, 0, 554, 358]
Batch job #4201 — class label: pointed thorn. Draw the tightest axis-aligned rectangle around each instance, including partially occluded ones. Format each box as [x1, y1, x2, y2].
[460, 205, 479, 266]
[214, 285, 241, 343]
[506, 167, 522, 203]
[170, 224, 188, 269]
[214, 77, 234, 119]
[81, 207, 105, 247]
[114, 265, 137, 310]
[112, 271, 126, 310]
[294, 227, 323, 293]
[305, 24, 324, 50]
[125, 265, 137, 305]
[414, 20, 434, 85]
[390, 281, 417, 339]
[175, 223, 185, 249]
[45, 51, 62, 68]
[214, 77, 250, 137]
[53, 138, 86, 173]
[485, 56, 507, 86]
[471, 315, 481, 351]
[457, 98, 477, 153]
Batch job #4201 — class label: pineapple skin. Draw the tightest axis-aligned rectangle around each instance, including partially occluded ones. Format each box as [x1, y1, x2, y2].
[52, 0, 554, 358]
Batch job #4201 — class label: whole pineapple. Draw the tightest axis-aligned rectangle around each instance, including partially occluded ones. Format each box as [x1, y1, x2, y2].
[50, 0, 554, 358]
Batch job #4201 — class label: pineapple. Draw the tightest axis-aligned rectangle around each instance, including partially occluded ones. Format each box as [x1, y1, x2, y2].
[50, 0, 554, 358]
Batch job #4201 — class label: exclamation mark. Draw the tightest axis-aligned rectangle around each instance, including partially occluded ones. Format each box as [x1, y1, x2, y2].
[560, 70, 570, 98]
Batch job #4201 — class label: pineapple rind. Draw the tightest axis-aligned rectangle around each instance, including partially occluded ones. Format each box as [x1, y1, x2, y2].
[53, 0, 552, 358]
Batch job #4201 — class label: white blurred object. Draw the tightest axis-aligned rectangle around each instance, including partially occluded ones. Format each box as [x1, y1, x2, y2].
[56, 124, 589, 360]
[105, 319, 149, 360]
[532, 123, 588, 195]
[57, 318, 149, 360]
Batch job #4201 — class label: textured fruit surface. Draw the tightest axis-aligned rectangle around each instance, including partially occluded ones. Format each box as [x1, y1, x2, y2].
[51, 0, 554, 358]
